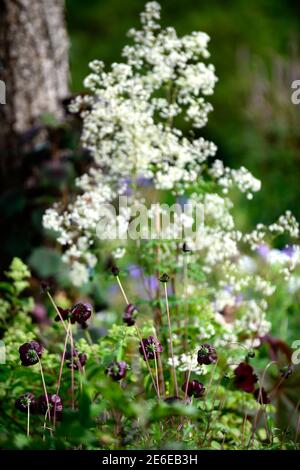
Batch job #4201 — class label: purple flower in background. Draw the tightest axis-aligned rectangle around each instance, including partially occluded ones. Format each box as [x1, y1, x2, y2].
[31, 303, 50, 325]
[282, 245, 295, 258]
[256, 244, 270, 258]
[128, 264, 142, 278]
[106, 361, 128, 381]
[19, 341, 44, 366]
[146, 276, 159, 292]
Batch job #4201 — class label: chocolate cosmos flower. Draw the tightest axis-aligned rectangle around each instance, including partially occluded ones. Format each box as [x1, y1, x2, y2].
[70, 302, 92, 328]
[197, 344, 217, 365]
[254, 387, 271, 405]
[15, 393, 36, 413]
[65, 350, 88, 370]
[182, 380, 205, 398]
[106, 361, 128, 381]
[123, 304, 138, 326]
[139, 336, 163, 361]
[19, 341, 44, 366]
[234, 362, 258, 393]
[38, 394, 63, 418]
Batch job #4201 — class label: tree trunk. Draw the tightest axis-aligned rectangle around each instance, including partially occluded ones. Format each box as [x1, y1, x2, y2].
[0, 0, 69, 159]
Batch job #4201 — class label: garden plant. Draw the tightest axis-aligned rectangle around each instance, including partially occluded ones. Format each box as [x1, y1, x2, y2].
[1, 2, 300, 451]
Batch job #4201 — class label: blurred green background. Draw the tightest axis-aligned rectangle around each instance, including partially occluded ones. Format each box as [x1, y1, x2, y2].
[65, 0, 300, 230]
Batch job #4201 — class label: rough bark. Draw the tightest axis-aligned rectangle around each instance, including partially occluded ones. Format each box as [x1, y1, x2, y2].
[0, 0, 69, 158]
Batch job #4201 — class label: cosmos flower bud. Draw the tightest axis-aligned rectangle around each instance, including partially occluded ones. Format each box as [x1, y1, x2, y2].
[123, 304, 138, 326]
[111, 265, 120, 277]
[139, 336, 163, 361]
[65, 350, 88, 370]
[182, 380, 205, 398]
[38, 394, 63, 418]
[182, 242, 191, 253]
[70, 302, 92, 328]
[254, 387, 271, 405]
[15, 393, 36, 413]
[19, 341, 44, 366]
[40, 281, 50, 293]
[106, 361, 128, 381]
[234, 362, 258, 393]
[247, 350, 255, 359]
[197, 344, 217, 365]
[159, 273, 169, 283]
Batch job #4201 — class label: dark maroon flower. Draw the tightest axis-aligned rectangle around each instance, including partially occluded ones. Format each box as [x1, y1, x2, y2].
[15, 393, 36, 413]
[254, 387, 271, 405]
[106, 361, 128, 381]
[19, 341, 44, 366]
[197, 344, 217, 365]
[159, 273, 170, 283]
[234, 362, 258, 393]
[38, 394, 63, 418]
[70, 302, 92, 328]
[182, 380, 205, 398]
[123, 304, 138, 326]
[55, 306, 70, 322]
[139, 336, 163, 361]
[65, 350, 87, 370]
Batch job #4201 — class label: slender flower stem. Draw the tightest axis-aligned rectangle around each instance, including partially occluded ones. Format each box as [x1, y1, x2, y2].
[163, 282, 179, 396]
[116, 276, 129, 305]
[47, 291, 68, 333]
[183, 253, 189, 351]
[54, 322, 70, 427]
[27, 403, 30, 438]
[115, 273, 159, 397]
[69, 319, 75, 410]
[135, 324, 158, 396]
[154, 352, 160, 400]
[114, 274, 159, 396]
[184, 355, 194, 400]
[38, 358, 51, 422]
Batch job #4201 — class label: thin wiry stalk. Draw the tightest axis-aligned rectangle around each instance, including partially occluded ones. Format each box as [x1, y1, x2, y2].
[38, 358, 51, 422]
[54, 322, 70, 428]
[249, 360, 277, 448]
[69, 319, 75, 410]
[154, 352, 160, 400]
[47, 291, 68, 333]
[27, 403, 30, 438]
[115, 275, 159, 397]
[163, 282, 179, 397]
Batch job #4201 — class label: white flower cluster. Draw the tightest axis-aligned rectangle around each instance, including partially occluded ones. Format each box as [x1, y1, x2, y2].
[43, 1, 299, 365]
[209, 160, 261, 199]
